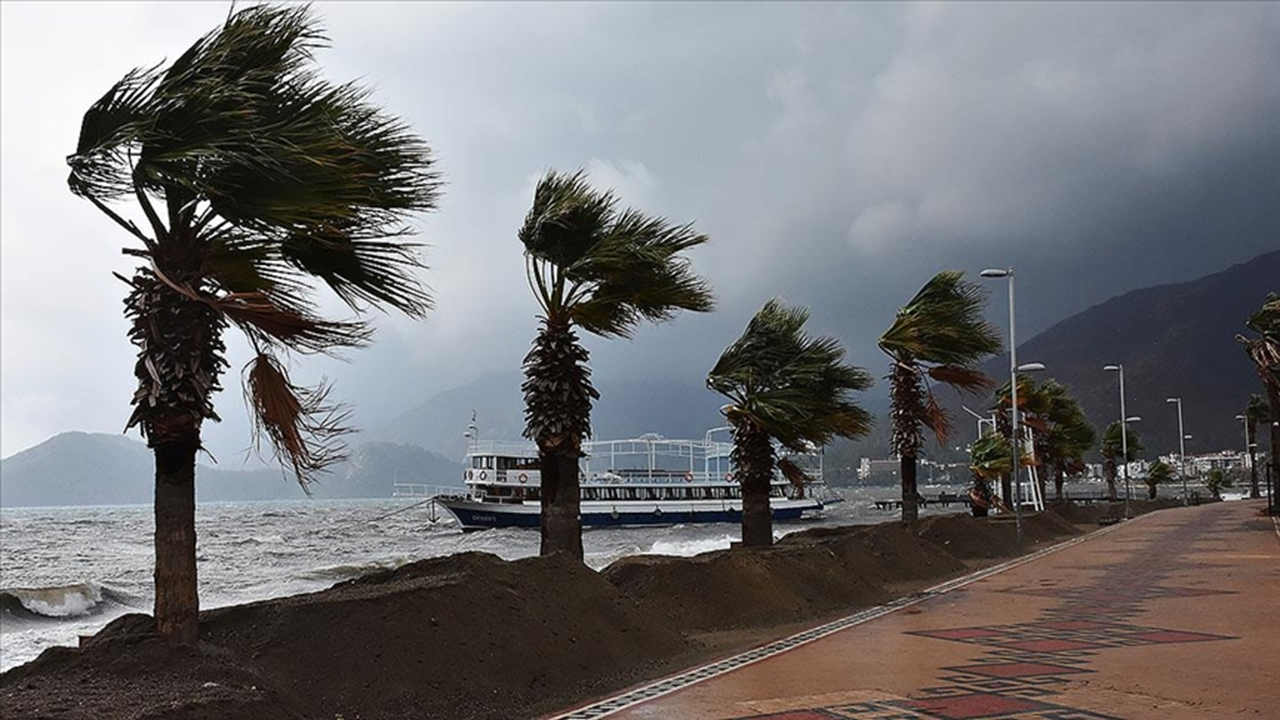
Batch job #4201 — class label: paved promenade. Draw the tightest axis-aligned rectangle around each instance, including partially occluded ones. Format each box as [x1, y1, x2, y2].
[556, 500, 1279, 719]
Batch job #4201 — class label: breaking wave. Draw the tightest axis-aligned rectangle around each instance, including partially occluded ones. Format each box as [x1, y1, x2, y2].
[0, 582, 136, 624]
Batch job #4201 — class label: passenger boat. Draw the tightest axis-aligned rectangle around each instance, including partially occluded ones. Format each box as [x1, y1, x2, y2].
[419, 424, 839, 531]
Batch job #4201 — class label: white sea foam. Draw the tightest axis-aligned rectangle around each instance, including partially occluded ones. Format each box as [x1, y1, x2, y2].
[6, 582, 104, 618]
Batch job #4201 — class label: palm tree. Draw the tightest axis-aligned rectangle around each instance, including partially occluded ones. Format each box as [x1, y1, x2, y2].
[65, 6, 440, 643]
[1100, 421, 1144, 502]
[1244, 395, 1272, 500]
[707, 299, 874, 546]
[879, 271, 1002, 524]
[1237, 293, 1280, 492]
[1145, 460, 1173, 500]
[995, 377, 1094, 501]
[1204, 468, 1233, 501]
[519, 170, 714, 559]
[968, 430, 1014, 517]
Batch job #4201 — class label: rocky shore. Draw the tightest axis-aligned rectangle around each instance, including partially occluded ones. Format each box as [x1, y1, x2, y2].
[0, 501, 1177, 719]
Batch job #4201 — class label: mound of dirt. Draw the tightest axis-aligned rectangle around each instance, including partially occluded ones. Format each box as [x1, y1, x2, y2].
[2, 552, 693, 720]
[0, 505, 1126, 720]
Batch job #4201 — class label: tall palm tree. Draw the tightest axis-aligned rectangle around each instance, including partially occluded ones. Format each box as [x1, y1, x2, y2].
[1243, 394, 1271, 499]
[707, 299, 874, 546]
[65, 5, 440, 643]
[879, 271, 1002, 525]
[1237, 293, 1280, 493]
[1100, 421, 1144, 502]
[519, 169, 714, 559]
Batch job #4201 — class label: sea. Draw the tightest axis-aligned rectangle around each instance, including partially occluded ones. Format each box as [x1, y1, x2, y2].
[1, 480, 1103, 673]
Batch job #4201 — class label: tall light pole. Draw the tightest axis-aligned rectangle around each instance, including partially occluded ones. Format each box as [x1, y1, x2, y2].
[1235, 413, 1253, 475]
[981, 267, 1044, 550]
[1103, 364, 1135, 517]
[1167, 398, 1187, 504]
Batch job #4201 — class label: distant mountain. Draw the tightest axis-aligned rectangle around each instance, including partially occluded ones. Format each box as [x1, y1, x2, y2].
[0, 432, 461, 508]
[963, 250, 1279, 457]
[368, 371, 727, 458]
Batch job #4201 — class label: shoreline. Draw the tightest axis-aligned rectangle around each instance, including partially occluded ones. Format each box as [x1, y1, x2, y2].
[0, 500, 1180, 719]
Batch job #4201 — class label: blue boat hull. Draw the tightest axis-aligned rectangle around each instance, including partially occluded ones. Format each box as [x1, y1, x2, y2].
[443, 503, 811, 532]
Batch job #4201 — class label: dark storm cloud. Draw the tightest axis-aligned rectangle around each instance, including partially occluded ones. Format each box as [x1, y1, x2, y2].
[3, 2, 1276, 459]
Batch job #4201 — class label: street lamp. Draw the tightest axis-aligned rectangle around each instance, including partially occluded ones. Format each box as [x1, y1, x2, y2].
[1167, 398, 1187, 504]
[1103, 364, 1137, 517]
[981, 267, 1044, 550]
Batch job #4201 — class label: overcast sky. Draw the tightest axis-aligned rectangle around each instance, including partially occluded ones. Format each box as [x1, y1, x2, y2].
[2, 2, 1277, 462]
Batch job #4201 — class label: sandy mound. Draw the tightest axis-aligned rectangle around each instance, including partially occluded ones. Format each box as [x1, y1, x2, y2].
[0, 505, 1124, 720]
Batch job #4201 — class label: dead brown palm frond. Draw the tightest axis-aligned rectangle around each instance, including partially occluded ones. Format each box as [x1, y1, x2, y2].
[922, 392, 954, 445]
[777, 456, 811, 490]
[244, 353, 354, 489]
[215, 291, 373, 354]
[927, 365, 993, 395]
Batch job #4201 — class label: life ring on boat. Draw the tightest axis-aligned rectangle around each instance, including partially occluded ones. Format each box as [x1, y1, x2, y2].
[724, 472, 734, 482]
[466, 470, 473, 481]
[684, 472, 694, 483]
[518, 473, 528, 484]
[479, 471, 487, 481]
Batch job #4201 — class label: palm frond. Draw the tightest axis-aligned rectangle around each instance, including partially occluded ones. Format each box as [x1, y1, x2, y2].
[928, 365, 993, 395]
[707, 298, 873, 451]
[216, 290, 372, 354]
[244, 352, 354, 489]
[878, 270, 1003, 367]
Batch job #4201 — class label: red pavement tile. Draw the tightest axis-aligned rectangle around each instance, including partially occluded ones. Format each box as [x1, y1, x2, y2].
[914, 628, 1003, 641]
[1001, 638, 1102, 653]
[1036, 621, 1113, 631]
[745, 712, 835, 720]
[948, 661, 1093, 679]
[900, 692, 1055, 718]
[1126, 629, 1229, 644]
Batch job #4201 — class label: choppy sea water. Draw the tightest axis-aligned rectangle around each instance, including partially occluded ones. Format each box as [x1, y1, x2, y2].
[1, 480, 1085, 672]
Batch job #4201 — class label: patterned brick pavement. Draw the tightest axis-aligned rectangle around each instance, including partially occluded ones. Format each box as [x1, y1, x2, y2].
[554, 501, 1279, 719]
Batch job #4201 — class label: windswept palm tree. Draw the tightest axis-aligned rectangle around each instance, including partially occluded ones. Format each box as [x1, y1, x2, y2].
[994, 377, 1094, 501]
[708, 299, 874, 546]
[1243, 394, 1271, 499]
[1100, 421, 1144, 502]
[879, 271, 1002, 525]
[1145, 460, 1173, 500]
[1237, 293, 1279, 489]
[968, 430, 1014, 517]
[519, 170, 714, 559]
[65, 5, 440, 643]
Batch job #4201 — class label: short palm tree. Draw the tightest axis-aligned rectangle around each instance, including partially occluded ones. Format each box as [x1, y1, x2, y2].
[995, 377, 1094, 501]
[968, 430, 1014, 517]
[65, 5, 440, 643]
[1204, 468, 1233, 501]
[707, 299, 874, 546]
[1145, 460, 1173, 500]
[879, 271, 1002, 524]
[1100, 421, 1144, 502]
[1243, 394, 1271, 499]
[520, 169, 714, 559]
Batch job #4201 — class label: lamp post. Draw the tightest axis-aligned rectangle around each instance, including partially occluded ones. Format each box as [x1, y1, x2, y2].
[981, 267, 1044, 550]
[1167, 398, 1187, 504]
[1103, 363, 1138, 518]
[1234, 413, 1251, 472]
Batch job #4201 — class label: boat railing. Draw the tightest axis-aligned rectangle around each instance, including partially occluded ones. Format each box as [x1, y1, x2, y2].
[468, 439, 538, 458]
[393, 483, 469, 499]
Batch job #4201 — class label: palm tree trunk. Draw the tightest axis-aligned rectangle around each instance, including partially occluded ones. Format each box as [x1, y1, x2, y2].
[1104, 458, 1118, 501]
[1247, 422, 1260, 499]
[735, 421, 776, 547]
[1053, 467, 1065, 501]
[151, 415, 200, 644]
[899, 454, 919, 525]
[539, 450, 583, 558]
[522, 319, 595, 562]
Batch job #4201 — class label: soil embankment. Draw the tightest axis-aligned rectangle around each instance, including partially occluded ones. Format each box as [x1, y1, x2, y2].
[1, 505, 1146, 719]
